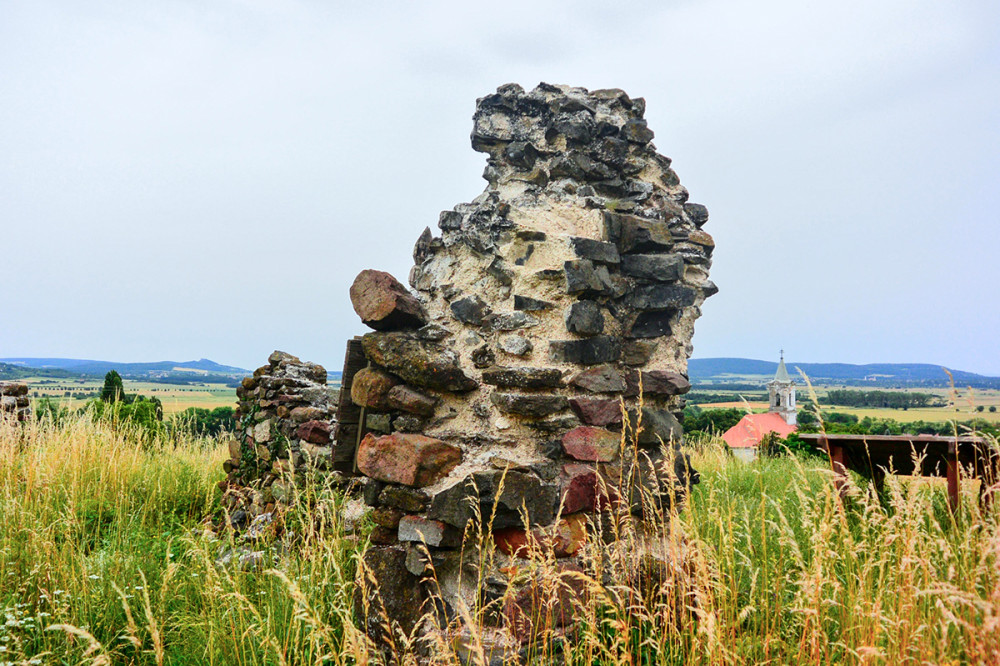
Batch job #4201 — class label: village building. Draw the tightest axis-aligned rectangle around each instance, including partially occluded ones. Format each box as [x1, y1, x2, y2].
[722, 352, 797, 461]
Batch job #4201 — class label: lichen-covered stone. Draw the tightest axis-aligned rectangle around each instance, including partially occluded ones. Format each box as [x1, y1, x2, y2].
[481, 367, 564, 390]
[361, 332, 477, 392]
[350, 367, 400, 410]
[491, 393, 569, 418]
[357, 433, 462, 487]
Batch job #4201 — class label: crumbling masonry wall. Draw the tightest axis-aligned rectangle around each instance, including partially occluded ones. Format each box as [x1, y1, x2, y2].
[343, 83, 715, 644]
[0, 382, 31, 422]
[219, 351, 339, 526]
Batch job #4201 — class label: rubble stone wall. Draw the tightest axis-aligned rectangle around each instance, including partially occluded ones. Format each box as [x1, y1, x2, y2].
[344, 83, 715, 644]
[218, 351, 339, 528]
[0, 382, 31, 422]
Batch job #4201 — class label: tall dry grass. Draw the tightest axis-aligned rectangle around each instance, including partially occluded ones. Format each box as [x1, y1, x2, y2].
[1, 412, 998, 664]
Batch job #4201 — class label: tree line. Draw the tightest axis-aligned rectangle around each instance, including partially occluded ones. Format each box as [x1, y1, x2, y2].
[822, 389, 945, 409]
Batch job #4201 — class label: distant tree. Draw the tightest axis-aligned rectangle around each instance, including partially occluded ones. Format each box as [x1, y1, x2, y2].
[990, 406, 997, 413]
[100, 371, 126, 403]
[976, 405, 985, 412]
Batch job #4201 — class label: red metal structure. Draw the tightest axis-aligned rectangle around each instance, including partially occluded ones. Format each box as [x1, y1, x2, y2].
[797, 433, 1000, 512]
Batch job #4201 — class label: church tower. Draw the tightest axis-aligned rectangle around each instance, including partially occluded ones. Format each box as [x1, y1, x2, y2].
[768, 350, 796, 425]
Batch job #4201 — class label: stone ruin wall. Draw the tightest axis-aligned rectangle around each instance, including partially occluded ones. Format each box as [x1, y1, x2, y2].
[0, 382, 31, 422]
[340, 83, 716, 643]
[212, 82, 716, 651]
[218, 351, 341, 527]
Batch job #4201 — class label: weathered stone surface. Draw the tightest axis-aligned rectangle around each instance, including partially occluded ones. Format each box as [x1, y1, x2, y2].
[628, 310, 675, 338]
[366, 413, 392, 433]
[562, 426, 620, 462]
[625, 408, 684, 447]
[621, 118, 654, 143]
[565, 301, 604, 337]
[625, 284, 699, 311]
[350, 269, 427, 331]
[0, 382, 28, 397]
[561, 463, 609, 514]
[350, 367, 400, 409]
[513, 295, 554, 311]
[564, 260, 615, 296]
[486, 312, 540, 331]
[397, 516, 463, 548]
[386, 384, 437, 416]
[549, 336, 622, 365]
[604, 212, 673, 254]
[428, 470, 560, 529]
[641, 370, 691, 396]
[504, 562, 587, 640]
[684, 202, 709, 228]
[354, 547, 426, 640]
[379, 485, 430, 512]
[450, 294, 491, 326]
[569, 397, 624, 426]
[622, 340, 658, 366]
[620, 254, 683, 282]
[491, 393, 569, 418]
[356, 433, 463, 487]
[494, 513, 587, 559]
[498, 334, 532, 356]
[569, 364, 627, 393]
[295, 419, 331, 445]
[372, 507, 403, 529]
[481, 366, 564, 390]
[300, 442, 332, 468]
[361, 332, 477, 392]
[471, 345, 496, 369]
[289, 405, 324, 423]
[570, 237, 620, 265]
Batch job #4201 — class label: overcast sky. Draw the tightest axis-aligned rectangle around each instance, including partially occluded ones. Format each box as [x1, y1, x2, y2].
[2, 0, 998, 374]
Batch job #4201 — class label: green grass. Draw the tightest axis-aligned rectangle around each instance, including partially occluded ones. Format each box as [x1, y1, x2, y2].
[1, 416, 997, 664]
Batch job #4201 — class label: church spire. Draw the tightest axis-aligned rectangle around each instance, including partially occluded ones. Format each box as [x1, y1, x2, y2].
[774, 349, 791, 383]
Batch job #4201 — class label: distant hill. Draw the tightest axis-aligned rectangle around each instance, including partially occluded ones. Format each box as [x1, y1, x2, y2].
[1, 357, 250, 379]
[689, 358, 1000, 388]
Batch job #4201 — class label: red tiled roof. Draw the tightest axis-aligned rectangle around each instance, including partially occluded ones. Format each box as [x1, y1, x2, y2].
[722, 412, 797, 449]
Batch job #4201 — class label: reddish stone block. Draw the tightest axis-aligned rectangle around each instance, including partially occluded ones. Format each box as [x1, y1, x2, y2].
[568, 397, 623, 426]
[386, 384, 437, 416]
[350, 269, 427, 331]
[503, 562, 587, 643]
[295, 419, 331, 445]
[561, 426, 620, 462]
[350, 367, 400, 410]
[561, 463, 615, 514]
[641, 370, 691, 396]
[357, 433, 462, 487]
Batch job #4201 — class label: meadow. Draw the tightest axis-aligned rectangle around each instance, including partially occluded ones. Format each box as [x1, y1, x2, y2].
[0, 414, 998, 664]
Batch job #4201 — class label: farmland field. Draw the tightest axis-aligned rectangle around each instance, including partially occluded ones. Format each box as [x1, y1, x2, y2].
[693, 386, 1000, 423]
[21, 376, 238, 415]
